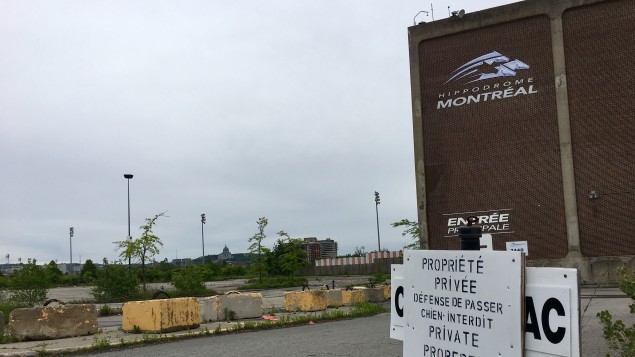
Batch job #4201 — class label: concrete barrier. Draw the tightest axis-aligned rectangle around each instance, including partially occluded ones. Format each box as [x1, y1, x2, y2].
[217, 293, 262, 320]
[325, 290, 343, 307]
[382, 285, 391, 300]
[200, 293, 263, 322]
[199, 296, 220, 322]
[8, 304, 97, 341]
[342, 289, 367, 305]
[122, 297, 200, 333]
[284, 291, 327, 312]
[366, 287, 385, 302]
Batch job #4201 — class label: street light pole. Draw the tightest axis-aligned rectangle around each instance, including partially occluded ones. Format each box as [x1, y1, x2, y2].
[201, 213, 206, 264]
[69, 227, 74, 265]
[374, 191, 381, 252]
[124, 174, 134, 266]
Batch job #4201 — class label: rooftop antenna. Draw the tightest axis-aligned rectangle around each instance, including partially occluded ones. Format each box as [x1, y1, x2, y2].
[431, 3, 434, 21]
[413, 10, 429, 25]
[448, 6, 451, 17]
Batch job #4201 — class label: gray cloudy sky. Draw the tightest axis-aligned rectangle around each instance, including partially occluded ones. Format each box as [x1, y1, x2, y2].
[0, 0, 517, 265]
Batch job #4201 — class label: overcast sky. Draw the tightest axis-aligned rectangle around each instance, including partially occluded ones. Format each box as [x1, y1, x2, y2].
[0, 0, 518, 265]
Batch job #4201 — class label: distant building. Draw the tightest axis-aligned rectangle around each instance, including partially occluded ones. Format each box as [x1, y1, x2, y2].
[303, 238, 321, 262]
[171, 258, 192, 266]
[57, 263, 82, 275]
[0, 264, 21, 276]
[217, 245, 233, 262]
[303, 237, 338, 261]
[319, 238, 338, 259]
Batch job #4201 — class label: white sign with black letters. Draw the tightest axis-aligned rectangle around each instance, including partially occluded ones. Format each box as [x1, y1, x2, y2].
[403, 250, 524, 357]
[391, 263, 580, 357]
[525, 267, 580, 357]
[507, 241, 528, 256]
[390, 264, 405, 340]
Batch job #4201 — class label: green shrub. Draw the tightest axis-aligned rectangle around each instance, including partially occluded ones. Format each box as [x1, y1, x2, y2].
[92, 260, 140, 303]
[0, 300, 24, 325]
[223, 308, 236, 321]
[598, 266, 635, 357]
[7, 260, 50, 307]
[219, 265, 246, 278]
[171, 265, 205, 295]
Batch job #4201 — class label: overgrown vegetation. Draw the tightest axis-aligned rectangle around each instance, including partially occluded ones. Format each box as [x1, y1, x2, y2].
[270, 232, 309, 280]
[170, 265, 206, 296]
[114, 212, 167, 292]
[598, 266, 635, 357]
[391, 218, 422, 249]
[248, 217, 268, 284]
[92, 259, 140, 303]
[6, 259, 49, 307]
[239, 276, 307, 290]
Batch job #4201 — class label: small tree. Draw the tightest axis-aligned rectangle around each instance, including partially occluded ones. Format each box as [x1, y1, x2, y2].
[80, 259, 98, 283]
[92, 259, 139, 302]
[352, 246, 366, 257]
[391, 219, 421, 249]
[115, 212, 166, 291]
[276, 231, 308, 280]
[248, 217, 268, 284]
[8, 259, 49, 307]
[44, 260, 63, 285]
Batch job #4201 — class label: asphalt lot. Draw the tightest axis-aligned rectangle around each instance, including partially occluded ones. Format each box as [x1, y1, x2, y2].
[2, 278, 634, 356]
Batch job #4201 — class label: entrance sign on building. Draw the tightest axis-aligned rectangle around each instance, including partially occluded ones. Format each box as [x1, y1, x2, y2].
[403, 249, 524, 357]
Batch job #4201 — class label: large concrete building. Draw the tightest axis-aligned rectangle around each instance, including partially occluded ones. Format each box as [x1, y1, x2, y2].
[303, 237, 338, 261]
[408, 0, 634, 283]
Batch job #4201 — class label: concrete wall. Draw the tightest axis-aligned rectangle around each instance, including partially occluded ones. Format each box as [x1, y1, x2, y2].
[309, 257, 403, 276]
[8, 304, 97, 341]
[122, 297, 200, 333]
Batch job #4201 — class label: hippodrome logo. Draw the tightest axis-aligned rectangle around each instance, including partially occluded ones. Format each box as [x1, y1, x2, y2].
[437, 51, 537, 109]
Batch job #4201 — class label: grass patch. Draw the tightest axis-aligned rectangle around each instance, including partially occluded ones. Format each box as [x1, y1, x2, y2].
[0, 301, 26, 325]
[0, 335, 18, 344]
[239, 277, 307, 290]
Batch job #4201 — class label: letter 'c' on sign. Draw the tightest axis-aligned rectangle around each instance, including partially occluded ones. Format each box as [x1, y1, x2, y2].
[542, 297, 566, 344]
[395, 286, 404, 317]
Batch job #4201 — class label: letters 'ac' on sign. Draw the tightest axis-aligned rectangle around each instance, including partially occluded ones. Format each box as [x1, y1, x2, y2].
[525, 267, 580, 357]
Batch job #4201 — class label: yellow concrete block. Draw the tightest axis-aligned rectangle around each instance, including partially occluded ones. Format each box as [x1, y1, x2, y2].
[383, 285, 391, 300]
[122, 297, 200, 333]
[342, 289, 367, 305]
[284, 291, 327, 312]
